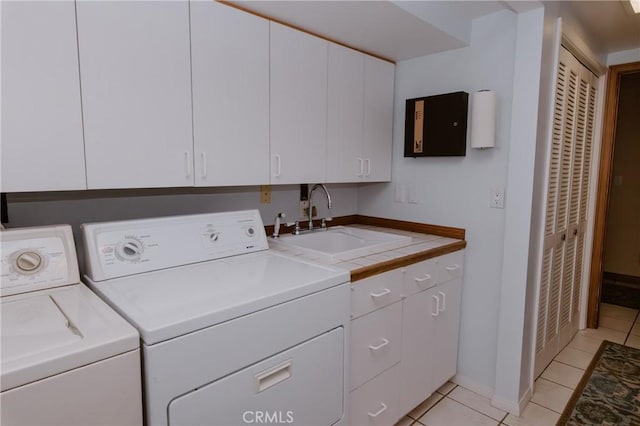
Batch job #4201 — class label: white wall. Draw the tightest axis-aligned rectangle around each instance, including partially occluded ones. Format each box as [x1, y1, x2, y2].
[358, 9, 518, 395]
[607, 48, 640, 66]
[492, 7, 545, 413]
[6, 184, 358, 270]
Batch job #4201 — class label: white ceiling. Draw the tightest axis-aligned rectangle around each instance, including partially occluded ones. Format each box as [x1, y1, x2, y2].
[230, 1, 505, 61]
[229, 1, 640, 62]
[547, 1, 640, 54]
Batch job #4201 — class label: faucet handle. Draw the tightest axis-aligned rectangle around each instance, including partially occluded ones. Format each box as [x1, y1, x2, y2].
[321, 217, 333, 228]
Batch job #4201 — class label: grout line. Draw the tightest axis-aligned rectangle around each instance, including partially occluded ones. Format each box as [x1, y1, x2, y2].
[552, 358, 587, 370]
[537, 375, 576, 391]
[529, 400, 559, 412]
[443, 394, 506, 422]
[406, 393, 445, 421]
[437, 383, 457, 396]
[624, 310, 640, 345]
[500, 412, 509, 423]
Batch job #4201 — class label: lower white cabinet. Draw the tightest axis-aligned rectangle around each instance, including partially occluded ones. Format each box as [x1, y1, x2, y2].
[350, 301, 403, 391]
[349, 364, 401, 425]
[399, 285, 437, 415]
[349, 250, 465, 424]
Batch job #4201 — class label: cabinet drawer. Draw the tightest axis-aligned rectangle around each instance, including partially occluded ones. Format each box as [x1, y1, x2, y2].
[351, 269, 403, 319]
[437, 250, 464, 283]
[402, 259, 437, 297]
[349, 364, 401, 426]
[350, 301, 402, 390]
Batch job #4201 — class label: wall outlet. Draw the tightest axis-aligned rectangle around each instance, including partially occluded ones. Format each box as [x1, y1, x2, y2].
[490, 187, 505, 209]
[300, 200, 309, 218]
[260, 185, 271, 204]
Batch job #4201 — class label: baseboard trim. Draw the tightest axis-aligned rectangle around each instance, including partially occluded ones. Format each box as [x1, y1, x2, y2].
[490, 386, 532, 416]
[451, 374, 494, 399]
[603, 271, 640, 285]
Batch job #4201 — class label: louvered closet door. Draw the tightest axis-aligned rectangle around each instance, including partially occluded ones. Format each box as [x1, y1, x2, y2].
[534, 47, 598, 376]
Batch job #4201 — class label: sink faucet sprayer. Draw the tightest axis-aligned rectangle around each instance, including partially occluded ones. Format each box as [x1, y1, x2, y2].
[308, 184, 332, 231]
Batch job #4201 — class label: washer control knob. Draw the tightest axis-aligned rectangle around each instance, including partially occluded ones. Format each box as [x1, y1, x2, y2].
[116, 239, 144, 261]
[15, 251, 43, 273]
[246, 227, 255, 237]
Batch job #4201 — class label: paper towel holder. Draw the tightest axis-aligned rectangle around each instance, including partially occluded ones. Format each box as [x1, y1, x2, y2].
[470, 89, 497, 149]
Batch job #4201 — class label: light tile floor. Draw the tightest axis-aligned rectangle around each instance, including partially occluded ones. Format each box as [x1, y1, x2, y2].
[395, 302, 640, 426]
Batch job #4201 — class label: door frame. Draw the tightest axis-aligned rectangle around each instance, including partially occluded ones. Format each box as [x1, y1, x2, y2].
[587, 61, 640, 328]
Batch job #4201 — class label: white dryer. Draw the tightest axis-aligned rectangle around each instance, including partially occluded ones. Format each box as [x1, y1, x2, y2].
[81, 210, 350, 426]
[0, 225, 142, 426]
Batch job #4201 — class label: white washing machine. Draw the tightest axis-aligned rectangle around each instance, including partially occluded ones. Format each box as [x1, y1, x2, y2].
[81, 210, 350, 426]
[0, 225, 143, 426]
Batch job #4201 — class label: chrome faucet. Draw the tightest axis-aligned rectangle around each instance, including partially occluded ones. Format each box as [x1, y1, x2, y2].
[308, 184, 332, 231]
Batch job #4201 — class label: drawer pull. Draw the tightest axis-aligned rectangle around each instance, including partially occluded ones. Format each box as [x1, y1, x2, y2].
[368, 338, 390, 351]
[439, 291, 446, 312]
[370, 288, 391, 299]
[367, 402, 388, 418]
[414, 274, 432, 285]
[432, 295, 440, 316]
[445, 264, 460, 272]
[255, 360, 292, 393]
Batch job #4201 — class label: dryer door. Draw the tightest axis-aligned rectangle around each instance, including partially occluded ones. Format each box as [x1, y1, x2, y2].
[168, 327, 344, 426]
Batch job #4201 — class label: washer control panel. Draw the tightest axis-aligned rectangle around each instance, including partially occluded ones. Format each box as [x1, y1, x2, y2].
[82, 210, 269, 281]
[0, 225, 79, 297]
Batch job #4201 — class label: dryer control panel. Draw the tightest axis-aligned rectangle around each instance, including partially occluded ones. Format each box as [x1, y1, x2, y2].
[82, 210, 269, 282]
[0, 225, 79, 297]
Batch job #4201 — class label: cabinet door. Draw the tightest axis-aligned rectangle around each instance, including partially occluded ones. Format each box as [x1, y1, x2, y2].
[399, 286, 437, 416]
[362, 57, 394, 182]
[270, 23, 327, 184]
[432, 278, 462, 389]
[1, 1, 86, 192]
[349, 364, 401, 426]
[326, 43, 364, 183]
[350, 301, 402, 391]
[190, 1, 269, 186]
[77, 0, 193, 189]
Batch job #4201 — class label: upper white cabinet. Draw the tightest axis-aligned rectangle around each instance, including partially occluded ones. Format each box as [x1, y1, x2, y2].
[326, 45, 394, 183]
[1, 1, 86, 192]
[270, 22, 328, 184]
[326, 44, 365, 183]
[190, 1, 269, 186]
[363, 56, 394, 182]
[76, 0, 193, 189]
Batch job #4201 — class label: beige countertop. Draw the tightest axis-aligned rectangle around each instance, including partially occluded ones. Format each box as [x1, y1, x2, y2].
[268, 224, 466, 283]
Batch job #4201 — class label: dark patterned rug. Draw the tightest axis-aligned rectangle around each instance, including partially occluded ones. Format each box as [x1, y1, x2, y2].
[558, 340, 640, 425]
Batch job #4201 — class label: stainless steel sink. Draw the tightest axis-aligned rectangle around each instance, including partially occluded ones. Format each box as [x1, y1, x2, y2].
[272, 226, 412, 262]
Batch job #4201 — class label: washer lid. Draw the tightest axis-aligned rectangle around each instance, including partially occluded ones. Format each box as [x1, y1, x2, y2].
[1, 284, 140, 392]
[2, 295, 81, 362]
[85, 251, 349, 346]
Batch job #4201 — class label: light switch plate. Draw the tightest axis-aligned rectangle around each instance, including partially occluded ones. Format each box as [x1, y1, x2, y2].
[490, 187, 505, 209]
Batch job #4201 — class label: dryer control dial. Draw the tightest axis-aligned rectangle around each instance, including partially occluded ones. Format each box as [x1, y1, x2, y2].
[14, 251, 43, 274]
[116, 238, 144, 262]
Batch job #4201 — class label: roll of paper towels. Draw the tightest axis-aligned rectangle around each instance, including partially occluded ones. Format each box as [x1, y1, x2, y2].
[471, 90, 497, 148]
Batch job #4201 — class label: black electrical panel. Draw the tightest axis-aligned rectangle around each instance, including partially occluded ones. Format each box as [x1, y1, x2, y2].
[404, 91, 469, 157]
